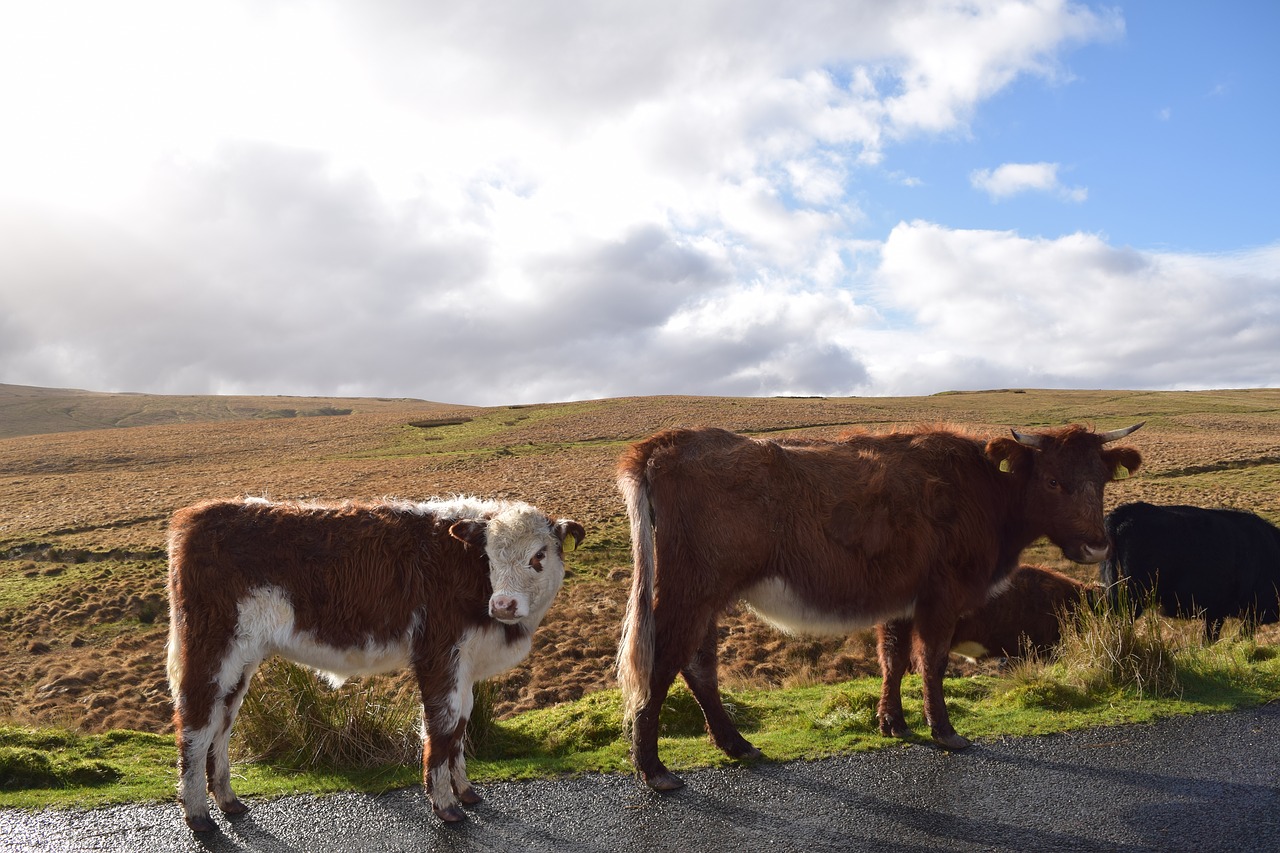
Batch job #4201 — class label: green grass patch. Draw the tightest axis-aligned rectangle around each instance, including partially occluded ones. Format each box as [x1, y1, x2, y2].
[0, 728, 169, 807]
[564, 518, 631, 582]
[351, 402, 614, 460]
[3, 637, 1279, 811]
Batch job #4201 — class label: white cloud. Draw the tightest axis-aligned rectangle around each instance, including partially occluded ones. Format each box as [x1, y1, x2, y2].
[970, 162, 1087, 202]
[4, 1, 1271, 406]
[865, 221, 1280, 393]
[880, 0, 1122, 134]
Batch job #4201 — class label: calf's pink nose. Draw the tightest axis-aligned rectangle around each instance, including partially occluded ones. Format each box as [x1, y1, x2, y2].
[490, 595, 519, 618]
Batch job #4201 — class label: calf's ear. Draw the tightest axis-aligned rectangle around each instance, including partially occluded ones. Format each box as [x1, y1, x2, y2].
[1104, 447, 1143, 481]
[986, 436, 1032, 475]
[449, 519, 488, 549]
[555, 520, 585, 551]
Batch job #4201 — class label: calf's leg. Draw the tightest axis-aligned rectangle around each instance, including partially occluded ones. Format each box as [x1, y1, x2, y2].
[416, 661, 468, 822]
[450, 682, 483, 807]
[205, 662, 260, 819]
[174, 633, 259, 833]
[176, 718, 219, 833]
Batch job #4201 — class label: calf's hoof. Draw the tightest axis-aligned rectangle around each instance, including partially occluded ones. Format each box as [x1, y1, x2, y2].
[434, 804, 467, 823]
[458, 786, 483, 806]
[219, 798, 249, 816]
[184, 814, 218, 834]
[932, 731, 971, 750]
[644, 770, 686, 792]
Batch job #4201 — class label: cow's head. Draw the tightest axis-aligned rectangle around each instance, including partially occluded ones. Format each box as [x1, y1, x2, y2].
[450, 504, 585, 625]
[987, 423, 1143, 564]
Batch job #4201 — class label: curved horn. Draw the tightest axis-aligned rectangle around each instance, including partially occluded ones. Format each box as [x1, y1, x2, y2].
[1011, 428, 1046, 450]
[1099, 422, 1145, 443]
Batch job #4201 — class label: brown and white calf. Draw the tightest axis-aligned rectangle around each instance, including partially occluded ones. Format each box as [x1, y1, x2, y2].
[165, 496, 584, 832]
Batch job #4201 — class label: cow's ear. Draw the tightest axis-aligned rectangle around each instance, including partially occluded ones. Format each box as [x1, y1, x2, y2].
[554, 520, 585, 551]
[449, 519, 488, 549]
[1104, 447, 1142, 481]
[986, 436, 1031, 475]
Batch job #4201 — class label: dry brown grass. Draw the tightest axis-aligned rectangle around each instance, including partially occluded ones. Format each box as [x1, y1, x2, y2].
[2, 385, 1278, 734]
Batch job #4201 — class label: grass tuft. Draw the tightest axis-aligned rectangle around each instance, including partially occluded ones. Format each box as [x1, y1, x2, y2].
[1052, 588, 1184, 700]
[232, 659, 421, 771]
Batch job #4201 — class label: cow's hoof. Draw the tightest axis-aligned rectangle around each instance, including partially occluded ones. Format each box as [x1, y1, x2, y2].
[185, 814, 218, 834]
[725, 740, 763, 760]
[878, 716, 911, 739]
[645, 771, 685, 792]
[932, 732, 971, 750]
[434, 804, 467, 823]
[219, 798, 249, 816]
[458, 786, 483, 806]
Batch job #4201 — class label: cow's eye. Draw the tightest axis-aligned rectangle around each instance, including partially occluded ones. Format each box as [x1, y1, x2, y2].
[530, 550, 546, 571]
[1047, 478, 1060, 489]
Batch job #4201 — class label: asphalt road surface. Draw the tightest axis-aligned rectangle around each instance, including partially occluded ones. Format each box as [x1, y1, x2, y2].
[3, 703, 1278, 853]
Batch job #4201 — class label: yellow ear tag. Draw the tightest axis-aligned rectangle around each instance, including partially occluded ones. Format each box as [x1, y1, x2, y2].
[999, 459, 1011, 473]
[1113, 464, 1130, 480]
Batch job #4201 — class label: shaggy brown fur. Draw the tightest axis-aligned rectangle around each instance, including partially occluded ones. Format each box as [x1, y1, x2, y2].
[617, 423, 1141, 790]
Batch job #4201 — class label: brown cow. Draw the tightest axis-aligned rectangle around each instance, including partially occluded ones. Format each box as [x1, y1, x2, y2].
[616, 423, 1141, 790]
[166, 496, 583, 832]
[949, 564, 1099, 662]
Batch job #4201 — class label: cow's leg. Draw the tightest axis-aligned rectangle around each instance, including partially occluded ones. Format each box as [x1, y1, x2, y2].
[876, 618, 913, 738]
[416, 660, 467, 822]
[206, 659, 261, 819]
[681, 618, 760, 760]
[631, 671, 681, 792]
[913, 610, 969, 750]
[633, 598, 719, 792]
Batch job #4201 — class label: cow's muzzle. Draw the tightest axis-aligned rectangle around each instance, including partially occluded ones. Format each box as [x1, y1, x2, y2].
[1072, 541, 1111, 564]
[489, 594, 523, 623]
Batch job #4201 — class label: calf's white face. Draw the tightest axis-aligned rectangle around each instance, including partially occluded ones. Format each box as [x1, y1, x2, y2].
[450, 505, 581, 626]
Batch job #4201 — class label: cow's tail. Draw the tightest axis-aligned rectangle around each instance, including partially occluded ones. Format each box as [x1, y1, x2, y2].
[616, 460, 656, 731]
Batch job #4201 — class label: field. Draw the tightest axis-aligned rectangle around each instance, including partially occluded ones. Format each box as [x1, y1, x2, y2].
[2, 383, 1279, 736]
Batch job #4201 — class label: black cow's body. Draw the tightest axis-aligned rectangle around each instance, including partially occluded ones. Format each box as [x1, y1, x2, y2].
[1100, 501, 1280, 640]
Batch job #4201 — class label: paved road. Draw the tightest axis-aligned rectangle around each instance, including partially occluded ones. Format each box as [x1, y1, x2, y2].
[3, 703, 1278, 852]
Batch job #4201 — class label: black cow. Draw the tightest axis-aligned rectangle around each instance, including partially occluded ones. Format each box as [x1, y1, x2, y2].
[1100, 501, 1280, 641]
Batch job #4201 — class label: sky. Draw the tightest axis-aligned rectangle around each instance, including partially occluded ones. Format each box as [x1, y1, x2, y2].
[1, 0, 1278, 406]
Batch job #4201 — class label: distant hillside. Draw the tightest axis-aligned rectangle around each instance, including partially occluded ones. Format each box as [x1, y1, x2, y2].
[0, 383, 470, 439]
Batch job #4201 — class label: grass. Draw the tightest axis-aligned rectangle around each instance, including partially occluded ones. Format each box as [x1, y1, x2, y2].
[3, 385, 1280, 811]
[4, 615, 1278, 812]
[232, 659, 422, 772]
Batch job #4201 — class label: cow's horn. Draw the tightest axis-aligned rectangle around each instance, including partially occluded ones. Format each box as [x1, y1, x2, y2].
[1011, 429, 1045, 449]
[1099, 422, 1145, 443]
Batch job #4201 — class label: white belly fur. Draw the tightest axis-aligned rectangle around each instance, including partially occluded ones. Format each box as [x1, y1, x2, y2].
[740, 577, 914, 636]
